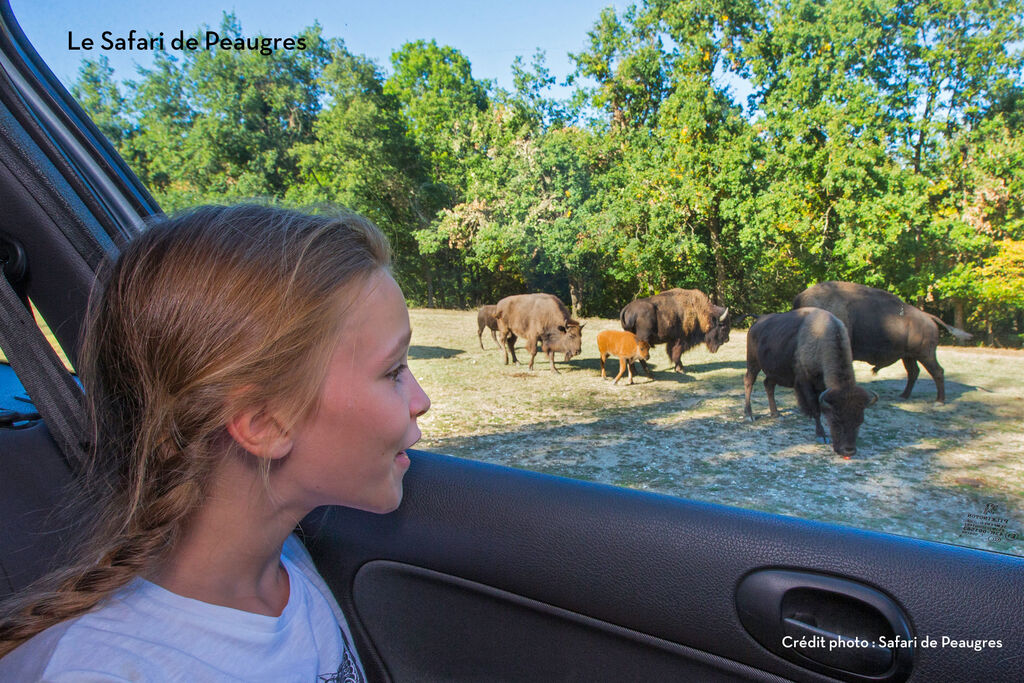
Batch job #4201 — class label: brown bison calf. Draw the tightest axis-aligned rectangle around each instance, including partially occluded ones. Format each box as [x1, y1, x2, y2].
[597, 330, 651, 385]
[744, 308, 878, 456]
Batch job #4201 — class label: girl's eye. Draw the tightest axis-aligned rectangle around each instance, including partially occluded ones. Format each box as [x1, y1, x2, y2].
[387, 363, 408, 382]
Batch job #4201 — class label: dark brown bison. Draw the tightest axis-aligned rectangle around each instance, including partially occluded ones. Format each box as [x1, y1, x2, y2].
[744, 308, 878, 456]
[495, 293, 584, 373]
[620, 288, 730, 373]
[477, 304, 500, 349]
[793, 281, 972, 403]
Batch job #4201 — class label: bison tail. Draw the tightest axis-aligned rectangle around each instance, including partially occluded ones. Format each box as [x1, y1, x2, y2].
[927, 313, 973, 342]
[620, 308, 636, 331]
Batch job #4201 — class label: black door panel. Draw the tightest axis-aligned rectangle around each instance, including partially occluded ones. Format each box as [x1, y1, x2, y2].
[304, 451, 1024, 682]
[353, 560, 793, 682]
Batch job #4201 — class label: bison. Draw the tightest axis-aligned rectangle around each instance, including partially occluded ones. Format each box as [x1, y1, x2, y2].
[495, 293, 584, 373]
[620, 288, 730, 374]
[793, 281, 972, 403]
[597, 330, 651, 385]
[744, 308, 878, 456]
[477, 304, 500, 349]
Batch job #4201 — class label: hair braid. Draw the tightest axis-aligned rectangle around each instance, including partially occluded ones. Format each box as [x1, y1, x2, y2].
[0, 470, 206, 656]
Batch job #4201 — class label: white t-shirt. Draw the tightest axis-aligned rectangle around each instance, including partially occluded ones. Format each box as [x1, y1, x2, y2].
[0, 535, 365, 682]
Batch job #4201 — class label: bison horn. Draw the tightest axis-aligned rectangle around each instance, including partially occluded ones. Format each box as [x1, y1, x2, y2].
[719, 307, 729, 322]
[867, 390, 879, 406]
[818, 388, 832, 406]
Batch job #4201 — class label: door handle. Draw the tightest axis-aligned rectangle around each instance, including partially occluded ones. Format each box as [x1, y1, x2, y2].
[782, 615, 894, 674]
[736, 569, 914, 682]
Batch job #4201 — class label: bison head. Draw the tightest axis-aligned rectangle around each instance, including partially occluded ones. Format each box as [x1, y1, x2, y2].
[541, 322, 584, 361]
[703, 306, 731, 353]
[636, 340, 651, 361]
[819, 386, 878, 456]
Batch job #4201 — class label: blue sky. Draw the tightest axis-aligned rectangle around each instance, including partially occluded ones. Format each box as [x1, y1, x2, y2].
[9, 0, 630, 96]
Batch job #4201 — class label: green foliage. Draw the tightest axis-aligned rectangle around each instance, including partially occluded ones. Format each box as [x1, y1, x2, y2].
[285, 40, 430, 295]
[385, 40, 490, 203]
[71, 56, 130, 146]
[127, 14, 330, 209]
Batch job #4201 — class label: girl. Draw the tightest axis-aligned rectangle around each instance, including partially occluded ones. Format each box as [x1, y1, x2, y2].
[0, 204, 430, 680]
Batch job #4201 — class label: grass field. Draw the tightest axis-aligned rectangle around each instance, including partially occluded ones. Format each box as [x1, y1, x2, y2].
[409, 308, 1024, 556]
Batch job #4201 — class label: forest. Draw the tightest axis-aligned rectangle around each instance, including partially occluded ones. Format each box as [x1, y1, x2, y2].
[70, 0, 1024, 344]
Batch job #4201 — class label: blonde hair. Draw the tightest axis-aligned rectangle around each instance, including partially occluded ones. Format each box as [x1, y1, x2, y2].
[0, 204, 390, 656]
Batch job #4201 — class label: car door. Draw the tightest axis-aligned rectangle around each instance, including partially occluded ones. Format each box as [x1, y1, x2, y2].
[0, 3, 1021, 681]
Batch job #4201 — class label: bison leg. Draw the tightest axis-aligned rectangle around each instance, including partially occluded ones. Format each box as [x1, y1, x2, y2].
[813, 413, 827, 441]
[478, 327, 486, 350]
[600, 352, 608, 379]
[668, 339, 685, 372]
[765, 378, 781, 418]
[917, 354, 946, 404]
[636, 358, 653, 378]
[900, 357, 920, 400]
[743, 364, 760, 421]
[796, 383, 828, 443]
[525, 336, 541, 371]
[546, 348, 560, 374]
[613, 357, 627, 385]
[503, 333, 518, 365]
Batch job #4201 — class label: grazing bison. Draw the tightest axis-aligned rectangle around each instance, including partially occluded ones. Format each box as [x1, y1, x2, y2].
[597, 330, 651, 385]
[793, 281, 972, 403]
[620, 288, 730, 373]
[495, 293, 584, 373]
[744, 308, 878, 456]
[477, 304, 501, 349]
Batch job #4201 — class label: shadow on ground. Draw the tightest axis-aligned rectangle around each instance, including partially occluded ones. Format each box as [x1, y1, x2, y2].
[857, 377, 977, 402]
[410, 345, 464, 360]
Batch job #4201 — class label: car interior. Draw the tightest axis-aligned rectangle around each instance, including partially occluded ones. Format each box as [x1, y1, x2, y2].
[0, 2, 1021, 681]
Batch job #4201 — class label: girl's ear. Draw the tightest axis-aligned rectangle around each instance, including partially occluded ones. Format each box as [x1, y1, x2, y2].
[226, 408, 293, 460]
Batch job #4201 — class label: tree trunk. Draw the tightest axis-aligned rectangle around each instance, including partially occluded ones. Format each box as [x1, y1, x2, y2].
[954, 300, 966, 345]
[425, 265, 435, 309]
[569, 277, 583, 319]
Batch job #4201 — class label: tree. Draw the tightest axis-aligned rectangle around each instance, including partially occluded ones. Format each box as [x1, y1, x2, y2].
[385, 40, 490, 205]
[288, 40, 432, 300]
[71, 56, 131, 148]
[506, 50, 571, 132]
[127, 14, 330, 209]
[570, 5, 669, 130]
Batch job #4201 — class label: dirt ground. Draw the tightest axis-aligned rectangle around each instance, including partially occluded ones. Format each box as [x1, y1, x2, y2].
[408, 308, 1024, 557]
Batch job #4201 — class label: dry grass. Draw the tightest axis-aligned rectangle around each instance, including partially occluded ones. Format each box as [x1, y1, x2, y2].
[0, 302, 74, 370]
[410, 308, 1024, 556]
